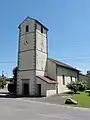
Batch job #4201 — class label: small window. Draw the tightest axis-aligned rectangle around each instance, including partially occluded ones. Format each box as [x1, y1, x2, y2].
[26, 25, 29, 32]
[71, 76, 72, 82]
[63, 75, 65, 85]
[41, 26, 43, 33]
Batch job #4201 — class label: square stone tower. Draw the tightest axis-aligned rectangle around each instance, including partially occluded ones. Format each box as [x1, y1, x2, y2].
[17, 17, 48, 96]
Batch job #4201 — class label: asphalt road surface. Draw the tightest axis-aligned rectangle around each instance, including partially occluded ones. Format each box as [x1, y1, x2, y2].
[0, 97, 90, 120]
[0, 88, 90, 120]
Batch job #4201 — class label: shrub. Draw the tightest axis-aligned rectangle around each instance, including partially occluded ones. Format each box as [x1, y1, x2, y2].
[66, 81, 79, 94]
[8, 84, 16, 94]
[77, 80, 87, 91]
[66, 80, 87, 93]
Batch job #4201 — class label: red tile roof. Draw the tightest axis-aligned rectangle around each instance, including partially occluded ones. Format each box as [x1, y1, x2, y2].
[36, 76, 56, 84]
[49, 58, 80, 71]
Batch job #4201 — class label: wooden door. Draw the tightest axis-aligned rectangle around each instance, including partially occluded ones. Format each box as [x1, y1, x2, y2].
[23, 83, 29, 96]
[37, 84, 41, 96]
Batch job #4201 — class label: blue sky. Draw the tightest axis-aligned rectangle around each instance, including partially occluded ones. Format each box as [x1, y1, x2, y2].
[0, 0, 90, 77]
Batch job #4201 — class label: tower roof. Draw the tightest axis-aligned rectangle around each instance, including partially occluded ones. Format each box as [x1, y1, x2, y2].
[18, 16, 48, 31]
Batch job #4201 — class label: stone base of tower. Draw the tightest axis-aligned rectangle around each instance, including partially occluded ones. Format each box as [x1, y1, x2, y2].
[16, 71, 56, 97]
[16, 70, 36, 96]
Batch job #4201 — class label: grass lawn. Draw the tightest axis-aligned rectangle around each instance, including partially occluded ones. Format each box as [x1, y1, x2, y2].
[65, 92, 90, 108]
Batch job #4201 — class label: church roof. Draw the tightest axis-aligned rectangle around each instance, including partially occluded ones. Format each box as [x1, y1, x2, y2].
[48, 58, 80, 72]
[36, 76, 56, 84]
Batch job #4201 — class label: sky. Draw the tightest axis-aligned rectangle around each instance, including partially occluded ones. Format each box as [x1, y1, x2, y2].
[0, 0, 90, 77]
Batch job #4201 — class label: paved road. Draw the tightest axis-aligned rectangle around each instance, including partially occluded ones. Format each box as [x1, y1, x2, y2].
[0, 97, 90, 120]
[24, 95, 69, 105]
[0, 88, 90, 120]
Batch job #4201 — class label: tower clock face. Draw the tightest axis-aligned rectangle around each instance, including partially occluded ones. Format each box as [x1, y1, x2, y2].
[24, 40, 29, 45]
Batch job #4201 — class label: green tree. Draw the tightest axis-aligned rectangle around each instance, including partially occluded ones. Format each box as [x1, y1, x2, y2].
[13, 66, 18, 94]
[8, 66, 18, 94]
[0, 78, 6, 89]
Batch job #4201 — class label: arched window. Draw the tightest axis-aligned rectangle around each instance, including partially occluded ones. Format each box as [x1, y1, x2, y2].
[26, 25, 29, 32]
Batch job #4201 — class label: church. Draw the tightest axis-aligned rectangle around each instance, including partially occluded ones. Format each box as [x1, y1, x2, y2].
[17, 17, 79, 96]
